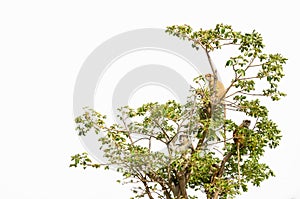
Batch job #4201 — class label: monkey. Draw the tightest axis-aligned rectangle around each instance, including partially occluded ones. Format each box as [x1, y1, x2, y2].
[205, 73, 227, 146]
[176, 134, 194, 153]
[233, 120, 251, 147]
[168, 133, 179, 156]
[233, 120, 251, 185]
[168, 133, 194, 156]
[205, 73, 226, 102]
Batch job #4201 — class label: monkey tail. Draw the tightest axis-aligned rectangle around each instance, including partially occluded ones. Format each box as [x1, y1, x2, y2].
[214, 103, 227, 148]
[223, 104, 226, 148]
[237, 143, 241, 185]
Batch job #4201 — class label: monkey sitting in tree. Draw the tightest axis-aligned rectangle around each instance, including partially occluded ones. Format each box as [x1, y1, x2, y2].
[205, 73, 227, 145]
[233, 120, 251, 148]
[176, 134, 194, 154]
[168, 133, 194, 158]
[233, 119, 251, 184]
[205, 73, 226, 103]
[209, 120, 251, 189]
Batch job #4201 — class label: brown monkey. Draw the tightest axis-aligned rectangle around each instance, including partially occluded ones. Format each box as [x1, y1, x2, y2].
[233, 120, 251, 184]
[205, 73, 227, 145]
[233, 120, 251, 147]
[205, 73, 226, 102]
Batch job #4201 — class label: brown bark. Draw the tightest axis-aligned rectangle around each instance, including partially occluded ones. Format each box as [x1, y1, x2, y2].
[177, 173, 188, 199]
[142, 180, 155, 199]
[209, 151, 233, 199]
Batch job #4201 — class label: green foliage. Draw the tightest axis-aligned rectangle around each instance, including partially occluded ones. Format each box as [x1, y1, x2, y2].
[71, 24, 287, 199]
[70, 152, 101, 169]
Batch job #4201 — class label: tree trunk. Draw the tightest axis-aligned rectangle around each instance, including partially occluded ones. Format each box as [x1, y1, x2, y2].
[172, 172, 188, 199]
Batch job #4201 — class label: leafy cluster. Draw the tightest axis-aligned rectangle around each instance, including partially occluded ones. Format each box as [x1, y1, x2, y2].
[166, 24, 287, 101]
[71, 24, 287, 199]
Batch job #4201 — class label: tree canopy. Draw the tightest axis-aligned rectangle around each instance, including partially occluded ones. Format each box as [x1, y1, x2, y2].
[70, 24, 287, 199]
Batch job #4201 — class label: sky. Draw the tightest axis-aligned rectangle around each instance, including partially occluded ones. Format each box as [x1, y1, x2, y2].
[0, 0, 299, 198]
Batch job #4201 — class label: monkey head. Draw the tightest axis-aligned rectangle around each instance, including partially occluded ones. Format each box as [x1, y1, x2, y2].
[242, 120, 251, 128]
[205, 73, 214, 81]
[178, 134, 189, 144]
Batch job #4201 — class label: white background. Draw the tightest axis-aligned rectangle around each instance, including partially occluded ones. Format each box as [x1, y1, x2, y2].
[0, 0, 299, 198]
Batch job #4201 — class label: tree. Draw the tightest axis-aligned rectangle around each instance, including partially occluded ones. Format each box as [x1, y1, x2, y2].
[70, 24, 287, 199]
